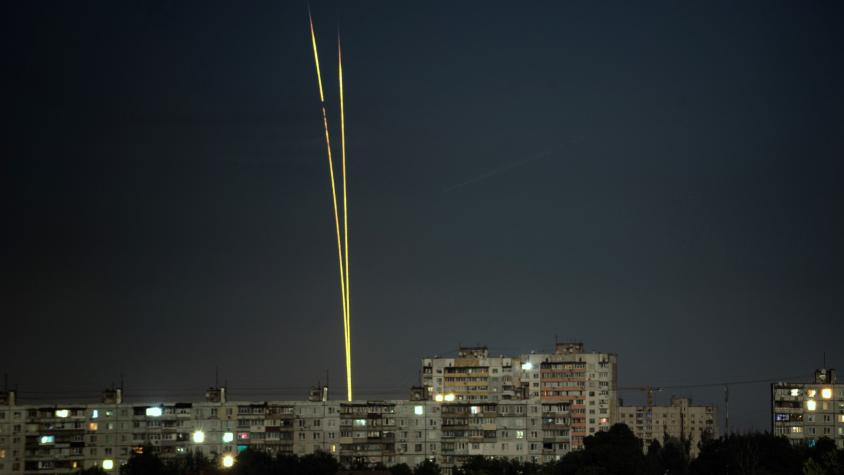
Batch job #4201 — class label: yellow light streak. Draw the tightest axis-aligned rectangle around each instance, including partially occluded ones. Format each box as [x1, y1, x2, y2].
[338, 35, 352, 402]
[309, 10, 352, 401]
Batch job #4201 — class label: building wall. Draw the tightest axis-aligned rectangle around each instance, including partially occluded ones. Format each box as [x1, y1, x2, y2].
[617, 397, 718, 457]
[0, 397, 578, 475]
[422, 342, 617, 450]
[771, 369, 844, 449]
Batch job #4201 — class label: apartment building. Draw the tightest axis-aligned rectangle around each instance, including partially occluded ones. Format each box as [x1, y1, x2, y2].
[771, 368, 844, 448]
[617, 397, 717, 457]
[422, 342, 618, 449]
[421, 347, 520, 402]
[0, 388, 582, 475]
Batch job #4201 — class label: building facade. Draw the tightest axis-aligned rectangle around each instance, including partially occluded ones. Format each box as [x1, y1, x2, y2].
[771, 368, 844, 448]
[0, 389, 595, 475]
[422, 342, 618, 449]
[617, 397, 717, 457]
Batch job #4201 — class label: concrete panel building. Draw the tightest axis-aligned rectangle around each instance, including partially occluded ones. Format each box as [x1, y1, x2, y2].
[618, 397, 718, 457]
[422, 342, 618, 449]
[771, 368, 844, 448]
[0, 388, 581, 475]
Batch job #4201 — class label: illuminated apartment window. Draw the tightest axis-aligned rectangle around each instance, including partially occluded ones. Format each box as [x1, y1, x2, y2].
[414, 406, 424, 416]
[821, 388, 832, 399]
[807, 400, 817, 411]
[791, 426, 803, 434]
[807, 389, 817, 398]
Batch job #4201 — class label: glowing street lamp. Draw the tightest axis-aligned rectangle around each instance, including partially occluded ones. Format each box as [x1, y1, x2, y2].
[222, 454, 235, 468]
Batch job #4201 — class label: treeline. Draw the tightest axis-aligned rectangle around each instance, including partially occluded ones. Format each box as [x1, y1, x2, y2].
[77, 424, 844, 475]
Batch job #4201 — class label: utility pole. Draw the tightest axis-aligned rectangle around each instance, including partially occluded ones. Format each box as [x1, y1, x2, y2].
[724, 384, 730, 435]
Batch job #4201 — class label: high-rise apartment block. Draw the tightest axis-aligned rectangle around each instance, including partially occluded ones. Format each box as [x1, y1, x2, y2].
[771, 368, 844, 448]
[421, 342, 618, 449]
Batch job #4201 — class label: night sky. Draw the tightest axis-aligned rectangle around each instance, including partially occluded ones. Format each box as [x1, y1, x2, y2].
[4, 1, 843, 431]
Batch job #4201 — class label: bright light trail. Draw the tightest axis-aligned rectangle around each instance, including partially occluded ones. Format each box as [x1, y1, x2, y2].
[338, 34, 352, 402]
[308, 9, 352, 401]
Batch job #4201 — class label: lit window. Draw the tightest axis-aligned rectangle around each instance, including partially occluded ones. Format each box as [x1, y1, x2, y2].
[102, 459, 114, 470]
[791, 426, 802, 434]
[39, 435, 55, 445]
[222, 432, 234, 443]
[434, 394, 444, 402]
[807, 400, 817, 411]
[221, 454, 235, 468]
[237, 432, 249, 440]
[92, 410, 99, 419]
[330, 444, 337, 453]
[521, 362, 533, 371]
[444, 394, 456, 402]
[821, 388, 832, 399]
[470, 406, 480, 415]
[88, 422, 98, 431]
[515, 430, 524, 439]
[192, 430, 205, 443]
[354, 418, 368, 426]
[55, 410, 69, 418]
[414, 406, 424, 416]
[145, 407, 163, 417]
[789, 389, 800, 397]
[807, 389, 817, 398]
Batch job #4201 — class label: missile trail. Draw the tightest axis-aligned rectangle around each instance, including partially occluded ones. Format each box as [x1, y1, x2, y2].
[308, 9, 352, 401]
[338, 34, 352, 402]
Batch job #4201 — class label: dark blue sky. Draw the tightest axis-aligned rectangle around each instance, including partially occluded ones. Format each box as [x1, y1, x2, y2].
[3, 1, 843, 431]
